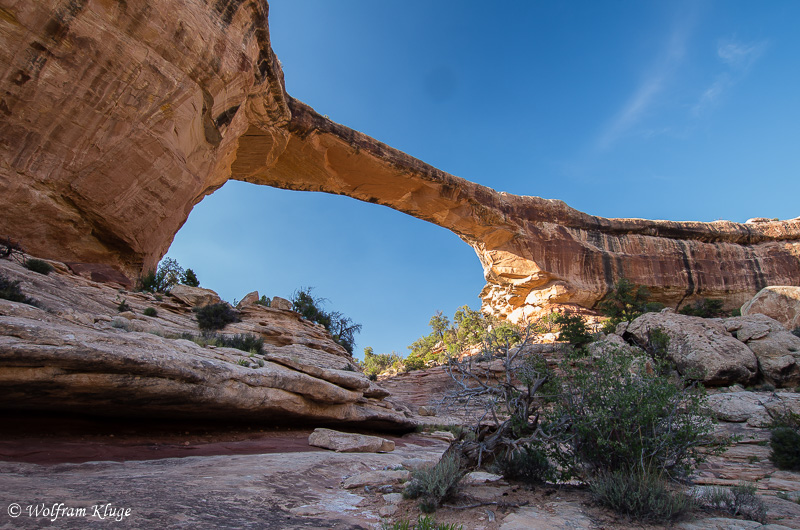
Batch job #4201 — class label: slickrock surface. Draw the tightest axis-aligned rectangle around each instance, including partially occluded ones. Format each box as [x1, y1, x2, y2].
[0, 257, 412, 430]
[1, 1, 798, 323]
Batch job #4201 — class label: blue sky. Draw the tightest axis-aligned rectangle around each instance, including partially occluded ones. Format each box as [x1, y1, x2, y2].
[168, 0, 800, 359]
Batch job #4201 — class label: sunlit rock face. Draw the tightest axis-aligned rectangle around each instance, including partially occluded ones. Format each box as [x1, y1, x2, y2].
[2, 1, 799, 319]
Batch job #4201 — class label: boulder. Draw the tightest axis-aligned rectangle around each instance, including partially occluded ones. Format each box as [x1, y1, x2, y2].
[270, 297, 293, 311]
[706, 392, 772, 427]
[741, 286, 800, 332]
[587, 333, 644, 358]
[170, 285, 222, 308]
[308, 428, 395, 453]
[626, 312, 758, 385]
[237, 291, 260, 308]
[725, 314, 800, 387]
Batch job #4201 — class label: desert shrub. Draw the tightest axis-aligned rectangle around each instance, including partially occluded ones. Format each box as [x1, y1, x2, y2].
[255, 295, 270, 307]
[776, 491, 800, 504]
[0, 274, 38, 306]
[212, 333, 264, 354]
[236, 358, 249, 366]
[360, 346, 402, 378]
[143, 307, 158, 317]
[590, 468, 694, 523]
[548, 347, 718, 480]
[137, 257, 186, 293]
[700, 483, 766, 523]
[116, 299, 132, 312]
[403, 452, 465, 513]
[678, 298, 726, 318]
[553, 311, 593, 356]
[644, 327, 671, 364]
[291, 287, 361, 354]
[770, 412, 800, 470]
[598, 278, 663, 332]
[406, 306, 521, 370]
[180, 268, 199, 287]
[194, 303, 240, 331]
[24, 258, 54, 275]
[494, 445, 554, 485]
[111, 318, 130, 331]
[382, 516, 463, 530]
[0, 237, 22, 259]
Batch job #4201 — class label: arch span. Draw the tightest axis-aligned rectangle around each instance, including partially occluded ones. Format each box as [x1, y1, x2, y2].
[1, 1, 798, 319]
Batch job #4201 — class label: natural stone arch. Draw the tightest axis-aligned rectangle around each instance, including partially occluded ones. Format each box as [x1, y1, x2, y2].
[1, 1, 798, 320]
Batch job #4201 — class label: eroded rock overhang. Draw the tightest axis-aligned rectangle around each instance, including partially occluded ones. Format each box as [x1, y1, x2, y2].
[1, 1, 798, 320]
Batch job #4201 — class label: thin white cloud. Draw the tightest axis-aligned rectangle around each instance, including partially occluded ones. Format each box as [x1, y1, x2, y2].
[717, 40, 767, 69]
[595, 18, 692, 152]
[693, 38, 768, 114]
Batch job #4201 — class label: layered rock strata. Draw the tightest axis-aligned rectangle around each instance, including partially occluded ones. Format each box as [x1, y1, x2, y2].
[0, 257, 413, 430]
[1, 1, 798, 321]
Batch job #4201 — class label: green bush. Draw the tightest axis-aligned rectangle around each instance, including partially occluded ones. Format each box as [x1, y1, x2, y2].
[24, 258, 54, 275]
[494, 445, 554, 485]
[548, 347, 717, 480]
[553, 311, 593, 356]
[255, 295, 270, 307]
[291, 287, 361, 354]
[360, 346, 402, 378]
[645, 327, 670, 363]
[590, 468, 694, 523]
[403, 452, 465, 513]
[0, 274, 38, 306]
[181, 268, 199, 287]
[194, 303, 240, 331]
[382, 516, 463, 530]
[143, 307, 158, 317]
[598, 278, 663, 332]
[212, 333, 264, 354]
[405, 306, 520, 370]
[117, 299, 132, 312]
[770, 425, 800, 471]
[700, 483, 766, 523]
[678, 298, 726, 318]
[137, 257, 185, 293]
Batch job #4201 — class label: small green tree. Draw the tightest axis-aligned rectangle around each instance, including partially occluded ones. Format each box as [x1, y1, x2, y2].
[360, 347, 402, 378]
[181, 268, 200, 287]
[598, 278, 663, 332]
[770, 412, 800, 471]
[553, 311, 593, 356]
[290, 287, 361, 354]
[137, 257, 185, 293]
[405, 306, 520, 370]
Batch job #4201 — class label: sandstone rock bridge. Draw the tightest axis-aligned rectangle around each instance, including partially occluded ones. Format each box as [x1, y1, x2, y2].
[2, 1, 798, 320]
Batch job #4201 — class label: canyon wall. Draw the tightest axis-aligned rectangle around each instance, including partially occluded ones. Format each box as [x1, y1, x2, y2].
[2, 0, 799, 320]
